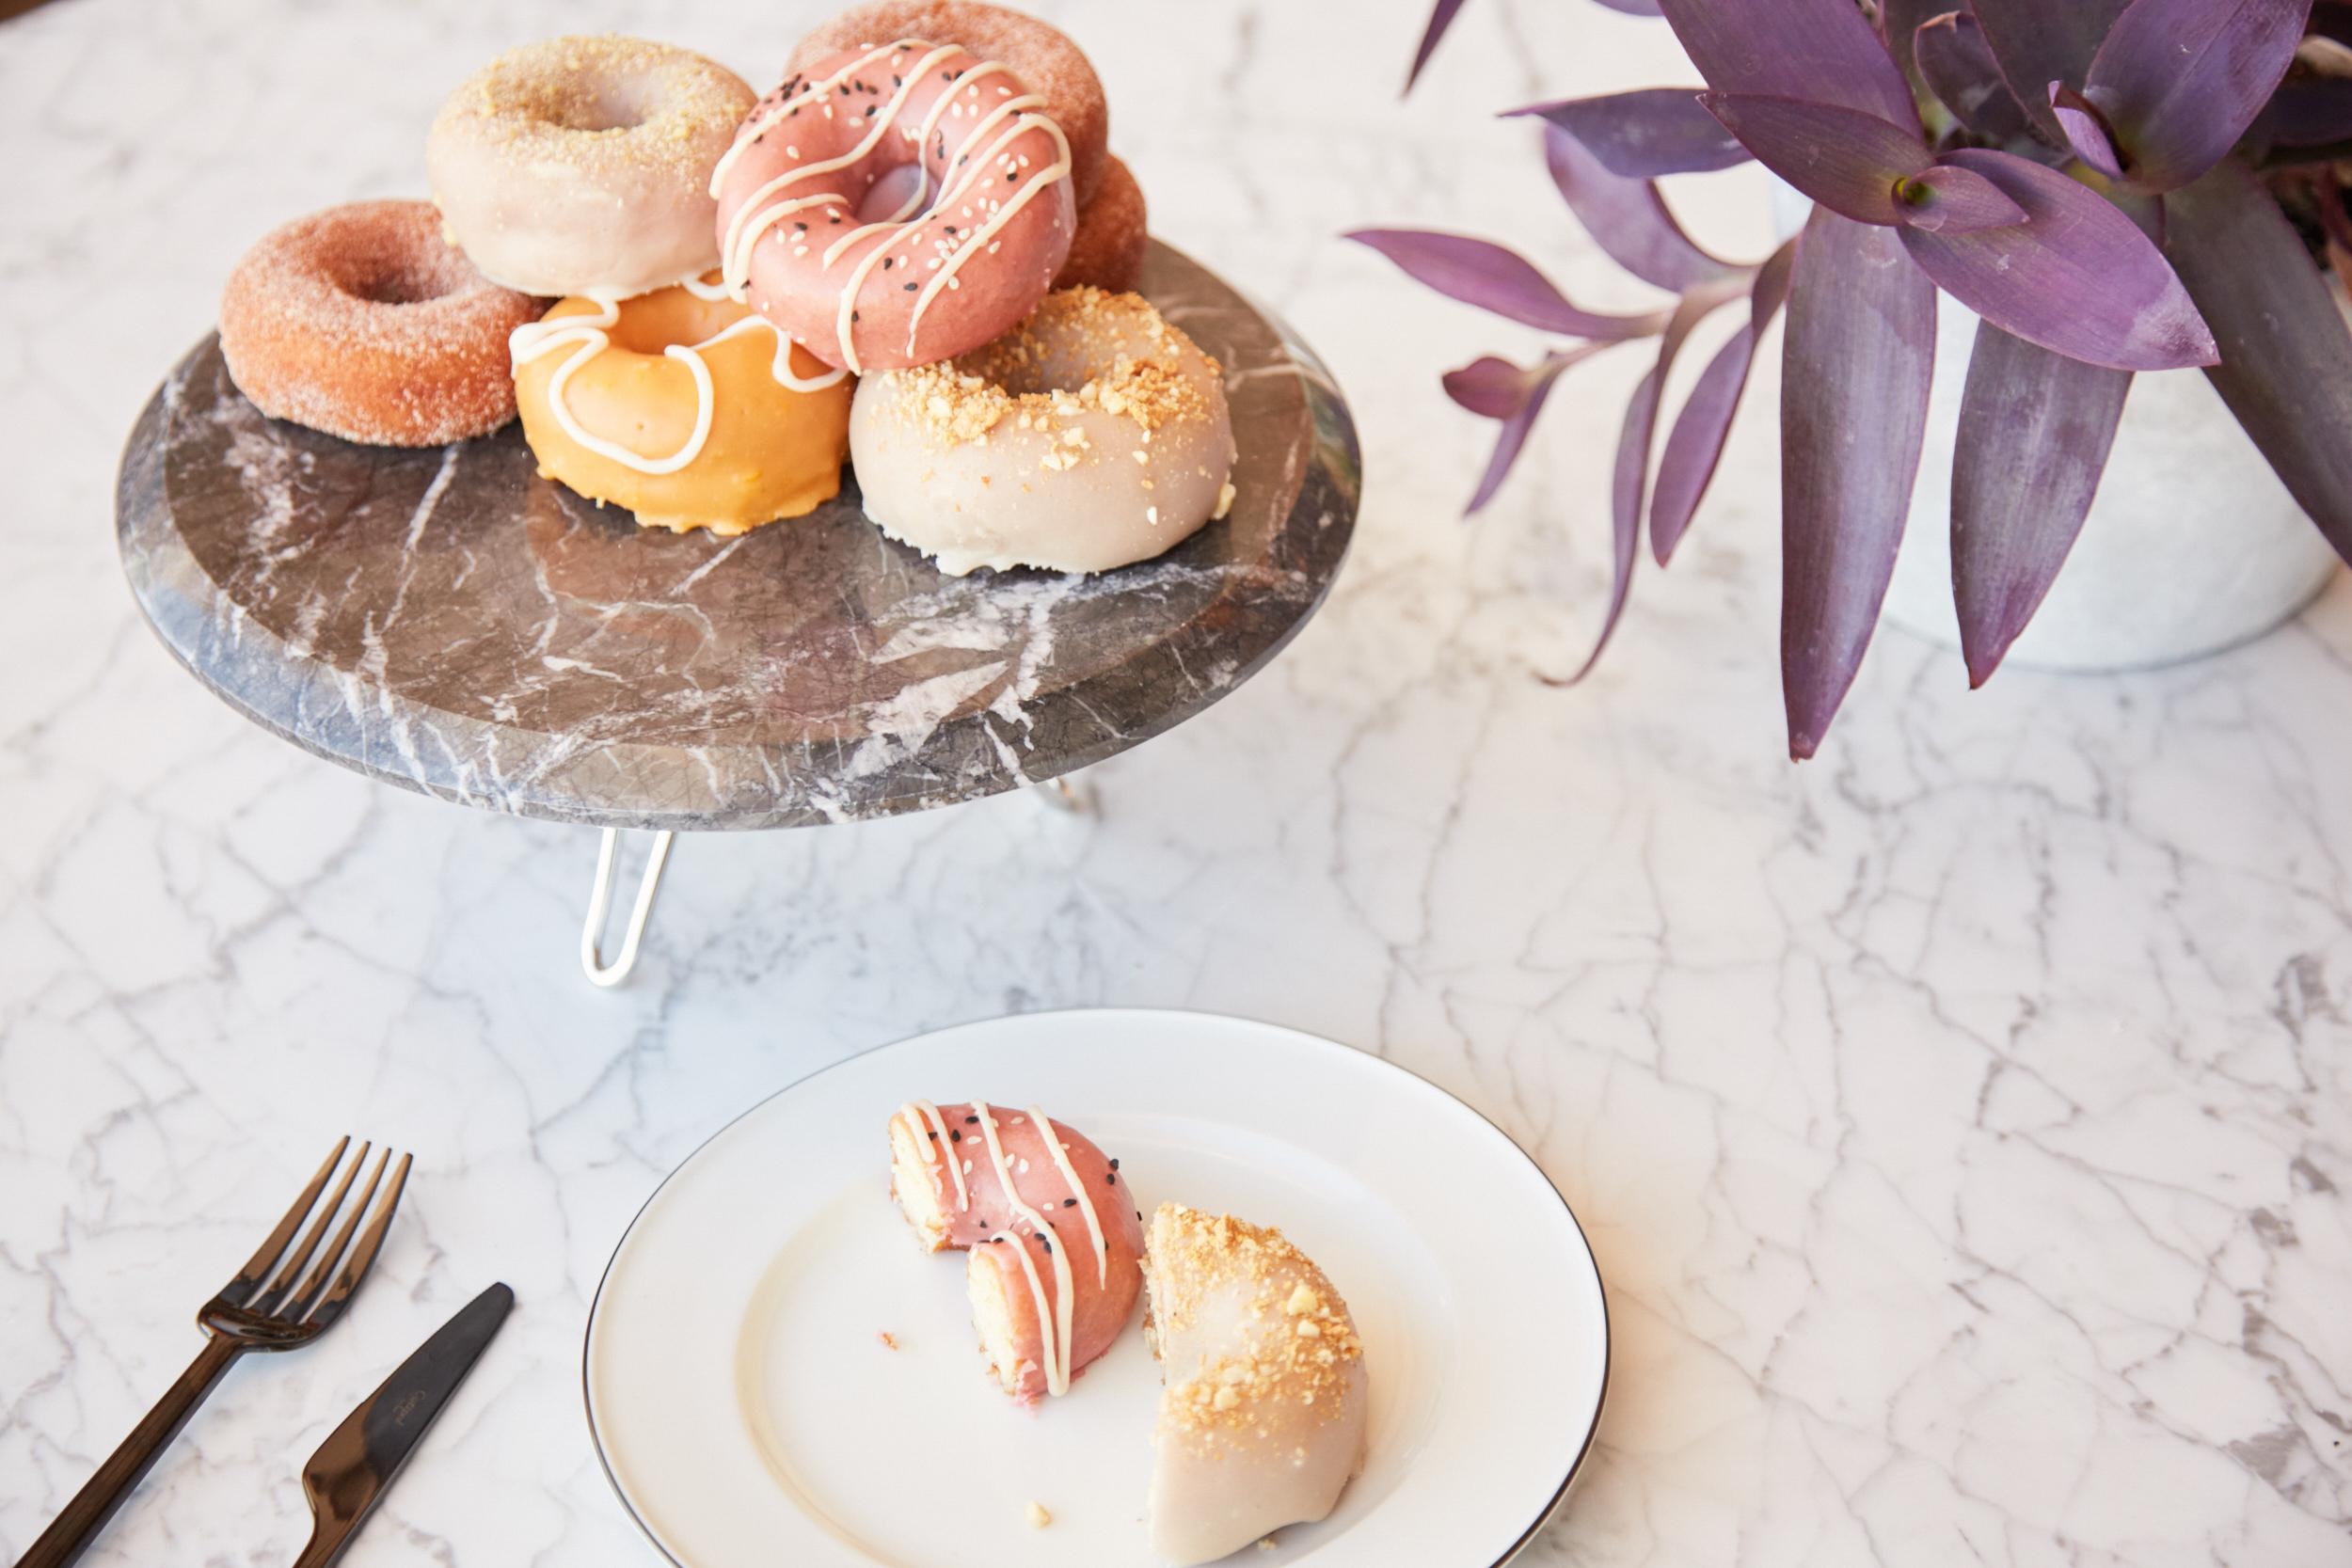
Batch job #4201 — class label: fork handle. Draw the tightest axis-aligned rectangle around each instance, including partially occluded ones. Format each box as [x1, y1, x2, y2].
[13, 1335, 244, 1568]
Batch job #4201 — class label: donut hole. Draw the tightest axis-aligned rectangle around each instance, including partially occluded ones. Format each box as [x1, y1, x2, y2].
[970, 339, 1102, 400]
[536, 76, 652, 134]
[858, 163, 930, 225]
[332, 248, 469, 309]
[598, 285, 740, 356]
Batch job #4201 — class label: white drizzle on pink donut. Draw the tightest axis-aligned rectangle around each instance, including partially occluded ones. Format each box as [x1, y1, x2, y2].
[972, 1100, 1075, 1395]
[899, 1098, 968, 1210]
[508, 280, 847, 477]
[712, 40, 1073, 374]
[1032, 1104, 1110, 1288]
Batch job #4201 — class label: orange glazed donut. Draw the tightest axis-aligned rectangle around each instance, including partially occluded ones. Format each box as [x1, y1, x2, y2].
[219, 200, 538, 447]
[1055, 152, 1147, 293]
[786, 0, 1109, 204]
[712, 40, 1077, 373]
[511, 277, 853, 535]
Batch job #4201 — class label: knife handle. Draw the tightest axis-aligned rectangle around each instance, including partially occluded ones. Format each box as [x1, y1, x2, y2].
[13, 1335, 244, 1568]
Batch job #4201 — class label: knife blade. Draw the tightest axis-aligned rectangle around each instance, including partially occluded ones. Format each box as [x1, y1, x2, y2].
[288, 1282, 514, 1568]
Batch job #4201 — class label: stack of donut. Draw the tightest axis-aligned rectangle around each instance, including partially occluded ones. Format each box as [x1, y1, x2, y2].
[213, 4, 1236, 572]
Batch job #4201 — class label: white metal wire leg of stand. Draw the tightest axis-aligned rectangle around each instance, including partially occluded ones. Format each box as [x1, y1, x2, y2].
[1037, 774, 1095, 816]
[581, 828, 674, 988]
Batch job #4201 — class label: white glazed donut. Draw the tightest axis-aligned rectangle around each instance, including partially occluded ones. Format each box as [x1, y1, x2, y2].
[848, 287, 1236, 575]
[428, 36, 755, 298]
[1143, 1204, 1370, 1567]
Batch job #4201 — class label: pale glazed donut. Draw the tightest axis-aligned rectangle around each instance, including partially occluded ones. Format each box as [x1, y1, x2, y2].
[511, 277, 853, 535]
[711, 41, 1076, 373]
[849, 288, 1236, 575]
[787, 0, 1110, 205]
[1055, 152, 1147, 293]
[1144, 1204, 1369, 1567]
[888, 1101, 1145, 1404]
[428, 36, 755, 297]
[219, 199, 539, 447]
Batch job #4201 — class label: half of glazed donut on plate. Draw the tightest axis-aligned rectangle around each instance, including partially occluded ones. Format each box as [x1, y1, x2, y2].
[888, 1100, 1145, 1402]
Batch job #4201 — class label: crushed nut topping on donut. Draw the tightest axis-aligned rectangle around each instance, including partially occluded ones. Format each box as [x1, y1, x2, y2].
[1149, 1206, 1364, 1451]
[873, 287, 1220, 466]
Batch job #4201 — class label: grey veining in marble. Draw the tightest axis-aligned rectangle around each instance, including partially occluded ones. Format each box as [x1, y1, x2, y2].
[6, 2, 2350, 1566]
[117, 242, 1358, 831]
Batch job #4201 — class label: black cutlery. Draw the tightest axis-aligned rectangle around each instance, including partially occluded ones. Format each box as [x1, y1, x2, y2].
[14, 1138, 411, 1568]
[288, 1282, 515, 1568]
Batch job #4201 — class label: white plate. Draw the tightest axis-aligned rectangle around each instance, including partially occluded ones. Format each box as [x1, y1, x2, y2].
[585, 1009, 1609, 1568]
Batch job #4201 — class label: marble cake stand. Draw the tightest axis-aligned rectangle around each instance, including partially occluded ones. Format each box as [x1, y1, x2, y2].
[115, 243, 1359, 986]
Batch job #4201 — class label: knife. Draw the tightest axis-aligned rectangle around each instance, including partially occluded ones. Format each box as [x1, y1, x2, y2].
[288, 1283, 515, 1568]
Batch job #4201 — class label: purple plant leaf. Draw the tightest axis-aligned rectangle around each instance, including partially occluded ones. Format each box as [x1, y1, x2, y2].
[1442, 348, 1605, 513]
[1573, 282, 1747, 680]
[1951, 325, 2135, 685]
[1915, 12, 2035, 142]
[2084, 0, 2311, 191]
[1343, 230, 1670, 339]
[1654, 0, 1921, 134]
[1541, 125, 1737, 293]
[1971, 0, 2133, 138]
[1896, 149, 2217, 370]
[1590, 0, 1664, 12]
[1700, 93, 1930, 225]
[2164, 157, 2352, 564]
[2252, 76, 2352, 150]
[1781, 207, 1937, 760]
[1405, 0, 1470, 91]
[2050, 85, 2128, 179]
[1895, 165, 2029, 232]
[1876, 0, 1949, 66]
[1507, 89, 1752, 178]
[1653, 241, 1798, 562]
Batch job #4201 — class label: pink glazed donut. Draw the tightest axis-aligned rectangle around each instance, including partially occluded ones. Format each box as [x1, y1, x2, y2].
[710, 41, 1076, 372]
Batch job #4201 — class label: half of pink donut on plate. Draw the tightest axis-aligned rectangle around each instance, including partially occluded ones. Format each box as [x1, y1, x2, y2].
[888, 1100, 1145, 1402]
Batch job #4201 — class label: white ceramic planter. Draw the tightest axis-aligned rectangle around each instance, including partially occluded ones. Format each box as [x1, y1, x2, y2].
[1766, 185, 2343, 672]
[1894, 298, 2344, 671]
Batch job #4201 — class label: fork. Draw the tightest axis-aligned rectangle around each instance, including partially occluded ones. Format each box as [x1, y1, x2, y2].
[13, 1138, 412, 1568]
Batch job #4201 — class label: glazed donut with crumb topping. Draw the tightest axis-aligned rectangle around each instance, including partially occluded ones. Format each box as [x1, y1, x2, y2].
[849, 288, 1236, 575]
[787, 0, 1110, 204]
[712, 41, 1077, 373]
[428, 36, 755, 297]
[219, 200, 539, 447]
[1056, 152, 1147, 293]
[511, 277, 853, 535]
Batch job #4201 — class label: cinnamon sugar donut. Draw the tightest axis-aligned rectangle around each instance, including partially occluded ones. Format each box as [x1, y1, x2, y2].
[849, 288, 1236, 575]
[1056, 152, 1147, 293]
[787, 0, 1109, 204]
[428, 37, 755, 297]
[218, 200, 538, 447]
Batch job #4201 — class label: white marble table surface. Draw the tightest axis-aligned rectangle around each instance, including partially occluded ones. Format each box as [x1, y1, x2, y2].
[4, 1, 2348, 1564]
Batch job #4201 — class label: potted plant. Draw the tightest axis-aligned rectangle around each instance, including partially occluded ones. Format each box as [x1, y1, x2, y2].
[1351, 0, 2352, 756]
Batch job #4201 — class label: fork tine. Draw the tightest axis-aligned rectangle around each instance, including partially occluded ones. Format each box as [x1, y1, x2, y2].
[252, 1141, 370, 1314]
[221, 1137, 349, 1303]
[294, 1150, 408, 1325]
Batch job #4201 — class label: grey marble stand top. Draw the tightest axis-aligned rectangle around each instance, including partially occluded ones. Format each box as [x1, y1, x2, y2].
[116, 242, 1359, 832]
